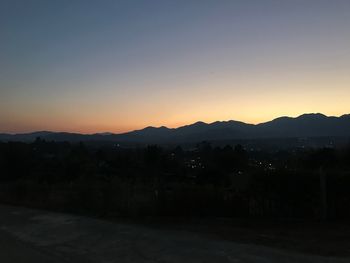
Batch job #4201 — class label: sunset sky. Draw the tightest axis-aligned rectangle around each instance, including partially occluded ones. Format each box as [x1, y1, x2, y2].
[1, 0, 350, 134]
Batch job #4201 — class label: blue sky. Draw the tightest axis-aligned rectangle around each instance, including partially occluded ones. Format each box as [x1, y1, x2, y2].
[1, 0, 350, 133]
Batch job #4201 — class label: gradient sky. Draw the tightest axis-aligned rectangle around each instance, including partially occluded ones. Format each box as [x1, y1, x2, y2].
[1, 0, 350, 133]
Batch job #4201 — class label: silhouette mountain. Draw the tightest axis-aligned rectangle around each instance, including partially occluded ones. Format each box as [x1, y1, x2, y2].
[1, 113, 350, 143]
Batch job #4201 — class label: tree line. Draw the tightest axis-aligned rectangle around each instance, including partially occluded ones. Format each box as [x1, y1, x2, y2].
[1, 138, 350, 219]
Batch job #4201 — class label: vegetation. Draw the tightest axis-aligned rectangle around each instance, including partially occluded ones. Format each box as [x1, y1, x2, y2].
[1, 138, 350, 220]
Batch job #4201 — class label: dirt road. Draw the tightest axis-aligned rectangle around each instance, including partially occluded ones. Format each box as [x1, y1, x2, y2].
[0, 205, 347, 263]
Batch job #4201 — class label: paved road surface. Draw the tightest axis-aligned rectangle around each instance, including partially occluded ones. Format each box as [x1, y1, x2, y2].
[0, 205, 347, 263]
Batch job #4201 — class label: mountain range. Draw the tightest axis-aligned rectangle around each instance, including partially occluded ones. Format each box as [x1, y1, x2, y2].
[1, 113, 350, 144]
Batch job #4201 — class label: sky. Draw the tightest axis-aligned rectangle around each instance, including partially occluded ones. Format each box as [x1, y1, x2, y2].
[1, 0, 350, 134]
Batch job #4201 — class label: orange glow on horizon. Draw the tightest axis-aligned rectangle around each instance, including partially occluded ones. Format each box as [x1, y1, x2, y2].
[2, 110, 349, 135]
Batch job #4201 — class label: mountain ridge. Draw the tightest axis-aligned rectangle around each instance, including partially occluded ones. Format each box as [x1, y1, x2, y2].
[1, 113, 350, 143]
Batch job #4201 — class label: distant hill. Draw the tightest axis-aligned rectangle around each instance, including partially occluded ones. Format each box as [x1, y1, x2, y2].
[1, 113, 350, 144]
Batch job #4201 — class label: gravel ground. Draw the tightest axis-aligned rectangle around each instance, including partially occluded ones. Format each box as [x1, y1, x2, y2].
[0, 205, 348, 263]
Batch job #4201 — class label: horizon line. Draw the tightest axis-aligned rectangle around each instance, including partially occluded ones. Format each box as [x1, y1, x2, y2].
[2, 112, 349, 136]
